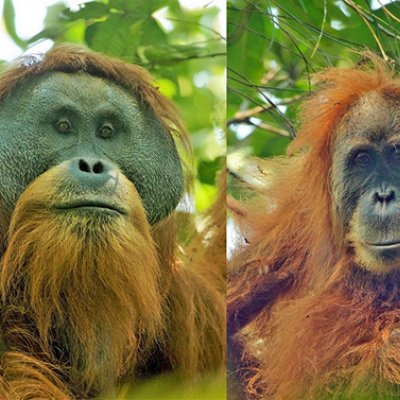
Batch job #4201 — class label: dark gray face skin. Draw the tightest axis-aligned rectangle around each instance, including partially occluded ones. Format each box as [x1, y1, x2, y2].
[0, 71, 184, 224]
[331, 91, 400, 272]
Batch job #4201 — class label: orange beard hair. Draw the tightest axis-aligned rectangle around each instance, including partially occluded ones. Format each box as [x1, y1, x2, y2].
[0, 164, 163, 397]
[0, 352, 71, 399]
[244, 259, 400, 400]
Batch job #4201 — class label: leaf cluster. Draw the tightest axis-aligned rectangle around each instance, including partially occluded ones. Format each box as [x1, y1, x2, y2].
[228, 0, 400, 160]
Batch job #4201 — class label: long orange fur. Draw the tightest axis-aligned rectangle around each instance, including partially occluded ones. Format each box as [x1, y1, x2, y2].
[0, 46, 225, 399]
[228, 57, 400, 399]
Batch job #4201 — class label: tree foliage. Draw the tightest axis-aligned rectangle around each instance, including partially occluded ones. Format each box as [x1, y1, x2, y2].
[228, 0, 400, 162]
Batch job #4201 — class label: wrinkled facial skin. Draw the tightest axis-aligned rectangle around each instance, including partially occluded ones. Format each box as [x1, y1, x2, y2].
[332, 91, 400, 273]
[0, 72, 184, 224]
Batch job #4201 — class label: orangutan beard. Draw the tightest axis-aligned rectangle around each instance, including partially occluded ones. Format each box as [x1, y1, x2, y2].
[0, 167, 163, 396]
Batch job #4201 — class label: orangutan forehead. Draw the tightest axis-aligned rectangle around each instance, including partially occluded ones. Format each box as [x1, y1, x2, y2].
[15, 72, 140, 109]
[335, 91, 400, 145]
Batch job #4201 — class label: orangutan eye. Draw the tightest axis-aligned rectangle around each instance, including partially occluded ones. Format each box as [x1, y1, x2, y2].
[353, 151, 374, 168]
[390, 145, 400, 165]
[56, 120, 71, 134]
[98, 124, 114, 139]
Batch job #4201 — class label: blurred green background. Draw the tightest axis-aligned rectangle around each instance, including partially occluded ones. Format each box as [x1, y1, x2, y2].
[227, 0, 400, 181]
[1, 0, 225, 399]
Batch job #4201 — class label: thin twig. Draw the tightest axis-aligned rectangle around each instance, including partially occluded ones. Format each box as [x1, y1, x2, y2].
[311, 0, 327, 58]
[343, 0, 388, 60]
[227, 95, 301, 125]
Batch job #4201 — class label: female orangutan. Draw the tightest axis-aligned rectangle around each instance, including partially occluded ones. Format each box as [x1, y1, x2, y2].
[0, 46, 225, 399]
[228, 56, 400, 399]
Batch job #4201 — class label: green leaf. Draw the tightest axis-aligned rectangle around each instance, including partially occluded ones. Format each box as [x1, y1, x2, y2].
[109, 0, 169, 15]
[43, 2, 69, 28]
[63, 2, 109, 21]
[28, 26, 66, 44]
[85, 15, 142, 61]
[138, 43, 223, 65]
[139, 18, 167, 45]
[3, 0, 26, 48]
[198, 157, 223, 185]
[228, 5, 266, 84]
[28, 3, 76, 45]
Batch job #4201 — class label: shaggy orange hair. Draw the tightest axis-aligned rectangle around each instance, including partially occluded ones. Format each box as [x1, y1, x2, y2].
[228, 56, 400, 399]
[0, 46, 225, 399]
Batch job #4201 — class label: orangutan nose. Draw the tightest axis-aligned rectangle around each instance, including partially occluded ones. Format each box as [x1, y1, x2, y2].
[69, 157, 116, 188]
[374, 189, 395, 204]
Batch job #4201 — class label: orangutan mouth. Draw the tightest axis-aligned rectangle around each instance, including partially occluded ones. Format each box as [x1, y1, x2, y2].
[55, 201, 126, 215]
[365, 241, 400, 249]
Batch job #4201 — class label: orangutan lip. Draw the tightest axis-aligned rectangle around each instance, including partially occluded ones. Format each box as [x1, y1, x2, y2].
[365, 241, 400, 249]
[55, 201, 125, 214]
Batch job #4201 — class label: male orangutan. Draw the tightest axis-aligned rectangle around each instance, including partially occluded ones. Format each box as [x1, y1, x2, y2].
[228, 56, 400, 399]
[0, 46, 225, 399]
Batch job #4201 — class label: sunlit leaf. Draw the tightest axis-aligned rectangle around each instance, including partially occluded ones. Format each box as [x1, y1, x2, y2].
[85, 15, 142, 61]
[198, 157, 224, 185]
[3, 0, 26, 48]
